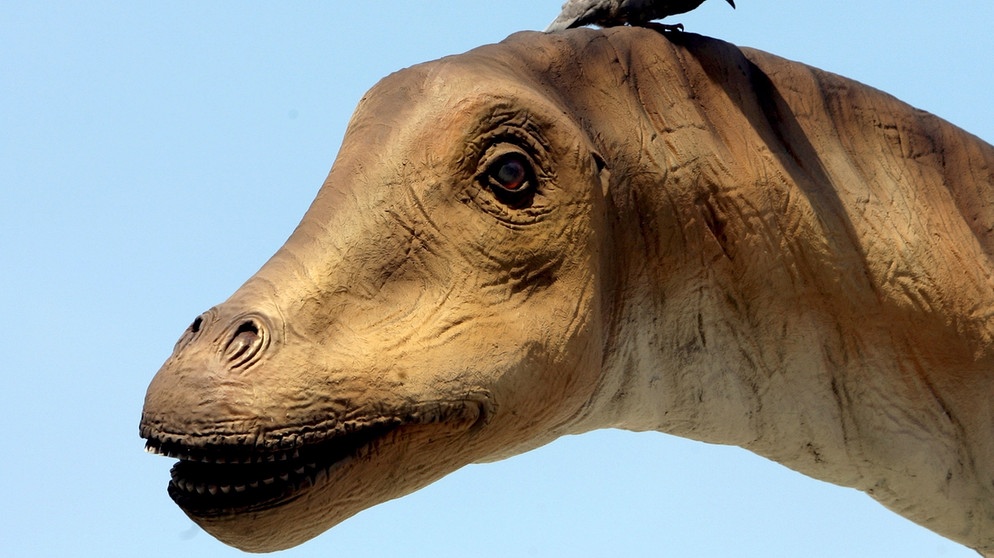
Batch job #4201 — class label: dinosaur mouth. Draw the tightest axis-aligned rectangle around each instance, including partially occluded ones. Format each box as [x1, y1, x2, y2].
[142, 422, 399, 517]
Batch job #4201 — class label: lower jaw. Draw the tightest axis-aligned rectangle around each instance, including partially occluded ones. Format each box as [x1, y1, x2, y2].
[166, 442, 365, 517]
[170, 421, 487, 553]
[169, 474, 302, 517]
[162, 422, 406, 516]
[167, 438, 404, 552]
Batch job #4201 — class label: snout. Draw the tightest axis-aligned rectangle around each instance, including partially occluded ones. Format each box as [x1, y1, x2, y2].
[172, 308, 276, 372]
[139, 304, 286, 447]
[139, 300, 496, 551]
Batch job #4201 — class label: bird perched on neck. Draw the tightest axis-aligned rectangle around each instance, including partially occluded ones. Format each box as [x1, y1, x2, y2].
[546, 0, 735, 32]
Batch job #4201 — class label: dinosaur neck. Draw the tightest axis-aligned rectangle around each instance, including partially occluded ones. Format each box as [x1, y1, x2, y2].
[572, 156, 994, 551]
[571, 186, 994, 553]
[546, 28, 994, 550]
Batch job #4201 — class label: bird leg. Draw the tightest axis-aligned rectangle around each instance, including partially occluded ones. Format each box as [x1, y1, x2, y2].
[644, 22, 686, 32]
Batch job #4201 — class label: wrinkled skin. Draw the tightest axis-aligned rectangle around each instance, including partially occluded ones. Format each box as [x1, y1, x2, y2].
[141, 28, 994, 554]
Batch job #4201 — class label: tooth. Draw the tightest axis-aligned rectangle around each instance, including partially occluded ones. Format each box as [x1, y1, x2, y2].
[249, 481, 260, 489]
[294, 466, 305, 475]
[208, 485, 218, 495]
[195, 485, 205, 495]
[234, 485, 246, 493]
[263, 477, 275, 485]
[293, 449, 300, 459]
[279, 473, 289, 481]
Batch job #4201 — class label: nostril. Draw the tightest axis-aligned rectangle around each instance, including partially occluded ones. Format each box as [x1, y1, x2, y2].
[173, 311, 211, 352]
[226, 322, 259, 360]
[222, 318, 268, 370]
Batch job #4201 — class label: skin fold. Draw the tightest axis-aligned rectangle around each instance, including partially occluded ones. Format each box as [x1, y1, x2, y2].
[141, 28, 994, 554]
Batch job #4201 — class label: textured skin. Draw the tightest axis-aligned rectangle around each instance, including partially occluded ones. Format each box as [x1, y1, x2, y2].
[141, 28, 994, 555]
[546, 0, 735, 31]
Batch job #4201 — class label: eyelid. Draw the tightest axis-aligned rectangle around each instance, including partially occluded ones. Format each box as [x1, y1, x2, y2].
[478, 142, 532, 170]
[478, 145, 535, 186]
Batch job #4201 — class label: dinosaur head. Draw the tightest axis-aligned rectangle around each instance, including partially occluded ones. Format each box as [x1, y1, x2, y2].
[140, 32, 614, 552]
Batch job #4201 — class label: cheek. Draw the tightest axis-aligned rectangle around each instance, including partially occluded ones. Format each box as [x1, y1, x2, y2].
[495, 273, 602, 418]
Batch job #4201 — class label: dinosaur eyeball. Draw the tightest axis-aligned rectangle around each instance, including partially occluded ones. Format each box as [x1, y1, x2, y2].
[485, 152, 535, 199]
[491, 155, 528, 191]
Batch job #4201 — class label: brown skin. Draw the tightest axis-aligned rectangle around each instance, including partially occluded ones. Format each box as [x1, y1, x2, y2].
[142, 28, 994, 554]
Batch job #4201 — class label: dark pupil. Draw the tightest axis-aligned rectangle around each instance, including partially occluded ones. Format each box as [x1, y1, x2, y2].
[494, 157, 526, 190]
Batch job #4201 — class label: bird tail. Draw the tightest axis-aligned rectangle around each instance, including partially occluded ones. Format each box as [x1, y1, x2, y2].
[545, 16, 576, 32]
[545, 0, 583, 32]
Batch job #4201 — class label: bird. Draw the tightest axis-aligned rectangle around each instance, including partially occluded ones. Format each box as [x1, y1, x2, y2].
[546, 0, 735, 32]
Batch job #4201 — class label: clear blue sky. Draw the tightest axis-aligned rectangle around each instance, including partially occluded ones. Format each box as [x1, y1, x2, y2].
[3, 2, 993, 556]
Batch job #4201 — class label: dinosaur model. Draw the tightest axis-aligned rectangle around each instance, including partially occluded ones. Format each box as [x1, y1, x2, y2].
[141, 28, 994, 555]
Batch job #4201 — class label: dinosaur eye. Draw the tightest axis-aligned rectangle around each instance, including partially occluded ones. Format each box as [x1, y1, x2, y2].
[483, 151, 537, 209]
[489, 154, 529, 192]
